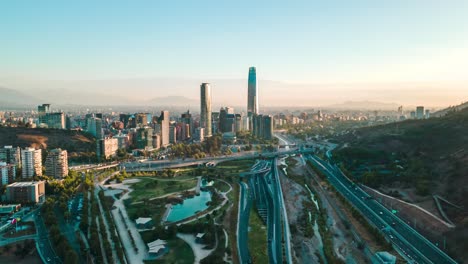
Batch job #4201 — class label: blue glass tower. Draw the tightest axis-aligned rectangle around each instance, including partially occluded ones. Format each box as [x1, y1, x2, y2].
[247, 67, 258, 116]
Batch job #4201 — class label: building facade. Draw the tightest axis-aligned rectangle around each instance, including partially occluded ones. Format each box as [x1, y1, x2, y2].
[0, 146, 21, 168]
[21, 148, 42, 178]
[159, 111, 170, 147]
[247, 67, 259, 117]
[200, 83, 212, 137]
[6, 181, 46, 204]
[45, 148, 68, 179]
[0, 162, 16, 185]
[97, 137, 119, 159]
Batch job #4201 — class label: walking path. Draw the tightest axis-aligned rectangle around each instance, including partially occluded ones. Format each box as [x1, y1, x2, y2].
[102, 179, 148, 264]
[95, 185, 121, 263]
[177, 233, 215, 264]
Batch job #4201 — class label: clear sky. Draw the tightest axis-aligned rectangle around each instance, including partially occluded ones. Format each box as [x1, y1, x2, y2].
[1, 1, 468, 106]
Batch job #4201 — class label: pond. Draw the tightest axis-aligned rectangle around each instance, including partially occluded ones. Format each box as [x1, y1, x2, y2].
[165, 178, 212, 223]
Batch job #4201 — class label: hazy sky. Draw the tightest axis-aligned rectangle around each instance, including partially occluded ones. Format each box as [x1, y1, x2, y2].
[1, 1, 468, 106]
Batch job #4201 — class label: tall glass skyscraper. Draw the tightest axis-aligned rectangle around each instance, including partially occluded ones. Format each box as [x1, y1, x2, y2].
[247, 67, 259, 116]
[200, 83, 212, 137]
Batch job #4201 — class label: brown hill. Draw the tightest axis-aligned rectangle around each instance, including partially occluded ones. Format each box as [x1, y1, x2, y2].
[0, 127, 95, 154]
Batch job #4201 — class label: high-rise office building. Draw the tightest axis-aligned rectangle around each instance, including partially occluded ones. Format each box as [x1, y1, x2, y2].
[86, 117, 103, 139]
[169, 126, 177, 144]
[247, 67, 259, 117]
[263, 115, 274, 140]
[0, 146, 21, 168]
[425, 109, 430, 119]
[45, 149, 68, 179]
[135, 113, 149, 127]
[181, 110, 193, 137]
[200, 83, 212, 137]
[159, 111, 170, 147]
[235, 114, 243, 132]
[119, 114, 130, 128]
[135, 127, 154, 149]
[252, 114, 273, 140]
[37, 104, 65, 129]
[21, 148, 42, 178]
[416, 106, 425, 119]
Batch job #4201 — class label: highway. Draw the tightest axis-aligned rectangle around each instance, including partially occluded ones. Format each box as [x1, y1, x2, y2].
[272, 158, 293, 264]
[306, 154, 457, 264]
[122, 148, 312, 172]
[237, 181, 253, 264]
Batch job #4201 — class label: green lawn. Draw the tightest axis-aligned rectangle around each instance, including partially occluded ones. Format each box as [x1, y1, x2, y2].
[217, 159, 256, 171]
[248, 205, 268, 264]
[129, 177, 198, 202]
[143, 237, 194, 264]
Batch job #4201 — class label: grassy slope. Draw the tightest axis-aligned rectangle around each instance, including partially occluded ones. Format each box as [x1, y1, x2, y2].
[333, 108, 468, 262]
[248, 206, 268, 263]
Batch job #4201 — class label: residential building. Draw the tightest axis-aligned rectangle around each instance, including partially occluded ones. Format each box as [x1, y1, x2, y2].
[200, 83, 212, 137]
[114, 133, 130, 149]
[97, 137, 118, 159]
[0, 162, 16, 185]
[5, 181, 46, 204]
[0, 146, 21, 168]
[21, 148, 42, 178]
[45, 149, 68, 179]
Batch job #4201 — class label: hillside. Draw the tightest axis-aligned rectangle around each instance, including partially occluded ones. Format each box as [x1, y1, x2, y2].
[333, 108, 468, 261]
[0, 127, 96, 161]
[432, 100, 468, 117]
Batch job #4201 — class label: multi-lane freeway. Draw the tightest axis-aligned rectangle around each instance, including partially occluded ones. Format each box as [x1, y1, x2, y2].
[122, 148, 312, 172]
[237, 181, 253, 264]
[306, 154, 457, 264]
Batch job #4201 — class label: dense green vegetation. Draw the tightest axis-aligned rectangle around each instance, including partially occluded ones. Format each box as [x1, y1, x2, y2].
[41, 198, 79, 264]
[169, 134, 223, 158]
[129, 177, 198, 203]
[247, 205, 268, 263]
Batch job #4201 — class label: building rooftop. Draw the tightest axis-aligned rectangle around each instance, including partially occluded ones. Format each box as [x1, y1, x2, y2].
[135, 217, 153, 225]
[147, 239, 167, 254]
[7, 181, 44, 187]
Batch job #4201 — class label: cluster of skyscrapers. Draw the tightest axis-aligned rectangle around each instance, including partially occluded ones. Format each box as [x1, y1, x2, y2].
[197, 66, 273, 140]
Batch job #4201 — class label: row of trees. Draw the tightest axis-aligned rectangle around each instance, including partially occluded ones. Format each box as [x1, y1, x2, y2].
[42, 198, 79, 264]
